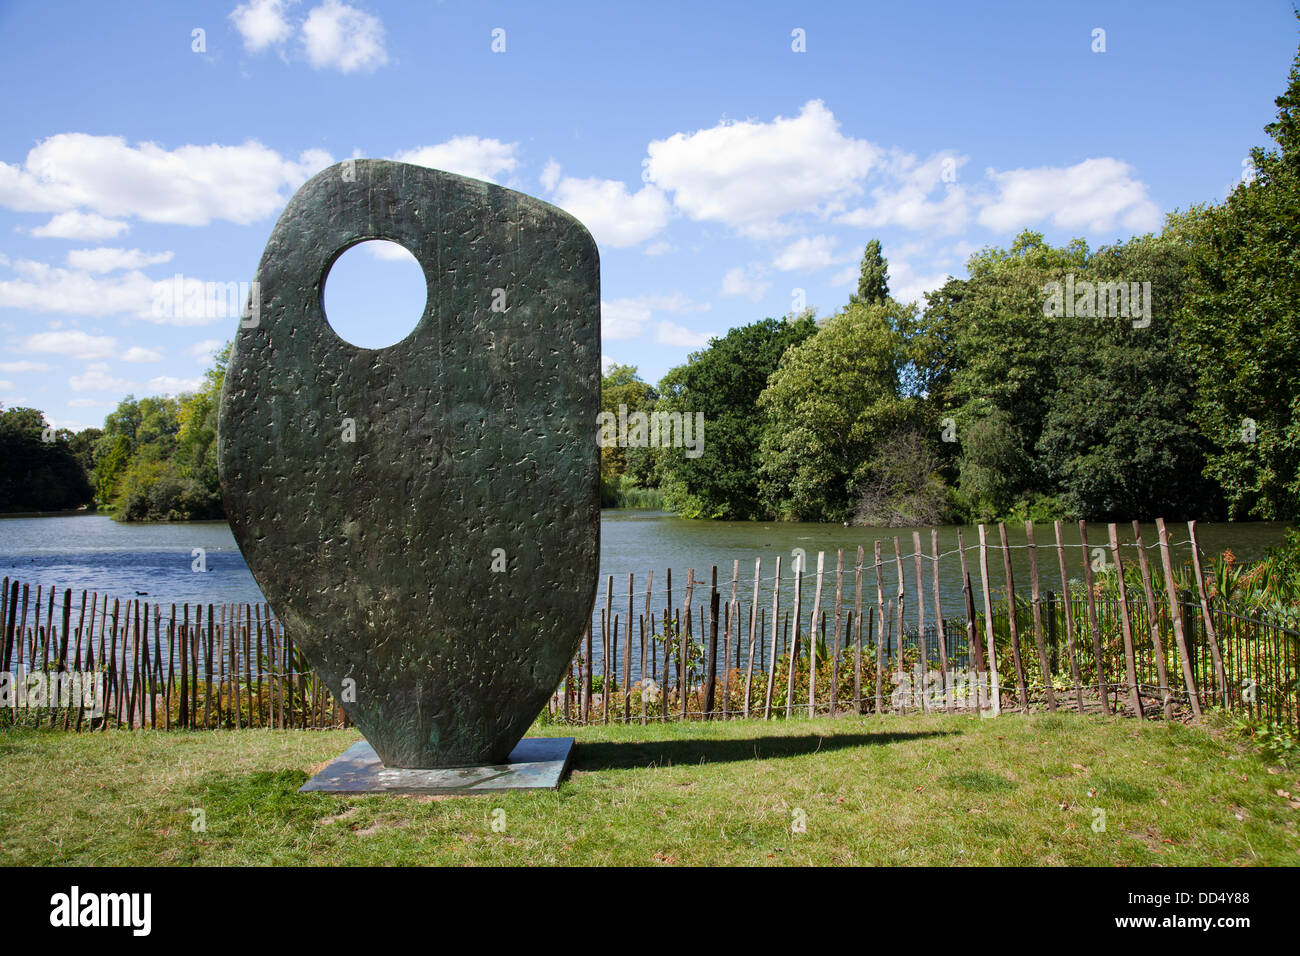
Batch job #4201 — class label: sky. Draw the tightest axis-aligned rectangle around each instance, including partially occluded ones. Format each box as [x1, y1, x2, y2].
[0, 0, 1296, 432]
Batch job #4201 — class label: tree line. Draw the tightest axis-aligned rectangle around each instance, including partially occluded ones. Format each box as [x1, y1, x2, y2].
[604, 39, 1300, 526]
[0, 345, 227, 520]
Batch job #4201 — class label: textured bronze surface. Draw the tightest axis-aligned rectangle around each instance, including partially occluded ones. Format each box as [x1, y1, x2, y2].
[218, 160, 600, 768]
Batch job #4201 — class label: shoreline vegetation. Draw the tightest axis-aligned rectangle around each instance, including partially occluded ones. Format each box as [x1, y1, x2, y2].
[3, 39, 1300, 530]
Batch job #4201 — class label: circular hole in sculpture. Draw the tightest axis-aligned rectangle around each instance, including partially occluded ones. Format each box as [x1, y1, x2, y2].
[321, 239, 428, 349]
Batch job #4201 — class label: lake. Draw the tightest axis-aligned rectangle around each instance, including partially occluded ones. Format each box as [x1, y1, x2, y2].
[1, 512, 1292, 638]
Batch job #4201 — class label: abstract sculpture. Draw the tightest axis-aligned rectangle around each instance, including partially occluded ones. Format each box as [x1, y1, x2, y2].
[218, 160, 600, 769]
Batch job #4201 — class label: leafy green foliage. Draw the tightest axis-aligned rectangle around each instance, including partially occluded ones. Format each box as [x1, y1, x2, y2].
[656, 316, 817, 519]
[91, 343, 230, 521]
[927, 222, 1221, 522]
[599, 363, 658, 487]
[1036, 222, 1220, 520]
[1180, 32, 1300, 519]
[851, 425, 952, 527]
[1219, 709, 1299, 768]
[850, 238, 889, 307]
[757, 301, 912, 522]
[0, 406, 93, 512]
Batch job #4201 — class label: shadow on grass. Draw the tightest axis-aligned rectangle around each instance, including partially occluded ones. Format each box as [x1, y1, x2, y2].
[573, 731, 951, 770]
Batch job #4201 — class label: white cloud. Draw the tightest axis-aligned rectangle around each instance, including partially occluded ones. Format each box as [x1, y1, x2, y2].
[301, 0, 388, 73]
[830, 266, 857, 287]
[540, 159, 562, 193]
[187, 339, 225, 362]
[146, 374, 205, 395]
[20, 330, 118, 360]
[394, 137, 520, 184]
[976, 158, 1161, 234]
[364, 238, 417, 261]
[601, 293, 706, 341]
[772, 235, 852, 272]
[601, 298, 654, 340]
[720, 264, 771, 302]
[66, 247, 174, 273]
[0, 380, 14, 390]
[887, 258, 953, 309]
[0, 259, 155, 316]
[837, 152, 972, 235]
[30, 211, 129, 240]
[654, 321, 713, 348]
[230, 0, 294, 52]
[549, 176, 670, 249]
[68, 398, 103, 408]
[0, 134, 332, 226]
[45, 414, 94, 431]
[600, 354, 617, 375]
[121, 346, 164, 362]
[645, 100, 879, 238]
[0, 360, 52, 373]
[644, 241, 675, 257]
[70, 362, 134, 393]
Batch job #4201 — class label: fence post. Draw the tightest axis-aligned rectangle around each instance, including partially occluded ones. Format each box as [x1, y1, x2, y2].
[931, 530, 951, 712]
[957, 529, 985, 709]
[682, 569, 694, 720]
[625, 573, 634, 723]
[764, 556, 781, 720]
[977, 525, 1002, 717]
[1078, 521, 1110, 714]
[831, 549, 843, 717]
[807, 551, 824, 719]
[1156, 518, 1202, 718]
[1024, 521, 1057, 711]
[912, 532, 928, 715]
[704, 567, 719, 719]
[874, 541, 886, 714]
[1053, 520, 1086, 712]
[997, 524, 1029, 713]
[892, 537, 905, 698]
[786, 555, 803, 718]
[853, 546, 864, 713]
[1187, 521, 1228, 707]
[744, 558, 760, 718]
[1106, 523, 1145, 719]
[1131, 522, 1174, 719]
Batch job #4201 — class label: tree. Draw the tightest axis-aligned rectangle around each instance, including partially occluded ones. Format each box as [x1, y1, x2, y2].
[924, 231, 1088, 515]
[850, 239, 889, 307]
[657, 315, 817, 519]
[89, 342, 231, 520]
[174, 342, 229, 502]
[599, 363, 657, 487]
[757, 301, 912, 522]
[1037, 220, 1220, 520]
[0, 407, 93, 512]
[956, 405, 1031, 521]
[1180, 25, 1300, 519]
[852, 425, 951, 527]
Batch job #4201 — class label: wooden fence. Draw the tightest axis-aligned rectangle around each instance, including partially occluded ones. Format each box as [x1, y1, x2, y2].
[0, 589, 336, 730]
[2, 518, 1296, 732]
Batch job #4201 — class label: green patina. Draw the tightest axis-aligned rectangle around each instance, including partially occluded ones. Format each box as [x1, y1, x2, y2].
[218, 160, 601, 768]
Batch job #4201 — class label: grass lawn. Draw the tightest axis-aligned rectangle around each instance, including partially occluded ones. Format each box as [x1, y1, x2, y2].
[1, 712, 1297, 866]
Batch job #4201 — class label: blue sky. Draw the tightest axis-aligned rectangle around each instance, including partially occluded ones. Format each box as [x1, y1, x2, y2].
[0, 0, 1295, 431]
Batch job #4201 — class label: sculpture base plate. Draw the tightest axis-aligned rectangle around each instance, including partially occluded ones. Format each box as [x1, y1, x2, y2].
[299, 737, 575, 795]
